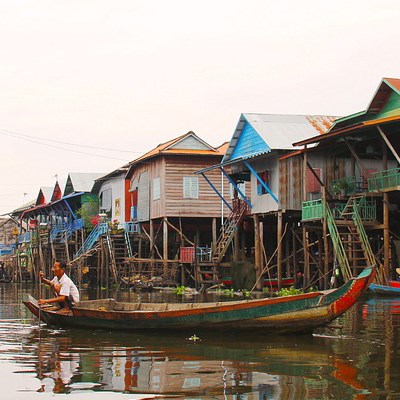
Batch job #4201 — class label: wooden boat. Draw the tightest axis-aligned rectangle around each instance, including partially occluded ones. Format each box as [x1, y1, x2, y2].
[23, 265, 375, 333]
[220, 276, 295, 288]
[369, 280, 400, 296]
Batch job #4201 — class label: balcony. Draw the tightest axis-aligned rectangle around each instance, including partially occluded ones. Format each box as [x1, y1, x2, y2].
[368, 168, 400, 192]
[125, 222, 141, 234]
[302, 199, 324, 221]
[302, 198, 376, 221]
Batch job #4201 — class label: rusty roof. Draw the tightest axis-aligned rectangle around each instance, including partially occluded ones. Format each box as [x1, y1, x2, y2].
[294, 77, 400, 147]
[127, 131, 225, 167]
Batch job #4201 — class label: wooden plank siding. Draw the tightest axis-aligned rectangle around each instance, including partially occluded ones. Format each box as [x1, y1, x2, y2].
[161, 156, 230, 218]
[129, 155, 231, 221]
[279, 156, 303, 210]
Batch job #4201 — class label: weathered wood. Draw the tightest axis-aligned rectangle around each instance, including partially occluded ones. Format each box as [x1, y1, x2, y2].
[378, 125, 400, 164]
[163, 217, 168, 272]
[253, 214, 262, 290]
[277, 210, 283, 289]
[212, 217, 217, 254]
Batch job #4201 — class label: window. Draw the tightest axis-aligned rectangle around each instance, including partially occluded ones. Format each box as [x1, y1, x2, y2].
[307, 168, 322, 193]
[257, 171, 271, 195]
[230, 182, 246, 199]
[100, 188, 112, 211]
[183, 177, 199, 198]
[153, 177, 160, 200]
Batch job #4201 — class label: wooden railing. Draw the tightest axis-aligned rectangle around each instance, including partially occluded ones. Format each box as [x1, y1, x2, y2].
[368, 167, 400, 192]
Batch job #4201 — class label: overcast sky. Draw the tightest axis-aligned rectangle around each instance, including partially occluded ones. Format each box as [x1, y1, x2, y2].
[1, 0, 399, 215]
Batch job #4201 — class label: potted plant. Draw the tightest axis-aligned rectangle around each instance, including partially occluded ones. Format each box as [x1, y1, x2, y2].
[331, 178, 352, 197]
[108, 219, 120, 234]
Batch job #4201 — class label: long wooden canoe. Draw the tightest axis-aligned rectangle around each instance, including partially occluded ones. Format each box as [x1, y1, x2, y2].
[23, 265, 375, 334]
[369, 280, 400, 296]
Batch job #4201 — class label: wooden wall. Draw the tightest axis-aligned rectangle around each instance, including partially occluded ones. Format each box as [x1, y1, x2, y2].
[163, 156, 230, 218]
[129, 155, 231, 221]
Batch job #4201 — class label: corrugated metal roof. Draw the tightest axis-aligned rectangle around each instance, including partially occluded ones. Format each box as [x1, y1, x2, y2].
[224, 113, 337, 162]
[64, 172, 105, 195]
[126, 132, 226, 178]
[294, 77, 400, 147]
[129, 132, 222, 166]
[366, 77, 400, 113]
[244, 113, 336, 149]
[36, 186, 53, 205]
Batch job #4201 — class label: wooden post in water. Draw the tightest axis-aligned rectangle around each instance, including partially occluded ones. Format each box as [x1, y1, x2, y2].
[212, 217, 217, 255]
[322, 187, 329, 289]
[285, 226, 290, 279]
[163, 217, 168, 274]
[149, 219, 154, 259]
[234, 228, 239, 261]
[253, 214, 262, 290]
[302, 147, 310, 287]
[292, 225, 298, 287]
[382, 140, 390, 279]
[277, 210, 283, 290]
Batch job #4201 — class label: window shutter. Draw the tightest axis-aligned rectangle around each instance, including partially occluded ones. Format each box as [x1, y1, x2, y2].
[153, 178, 160, 200]
[307, 168, 321, 193]
[183, 177, 199, 198]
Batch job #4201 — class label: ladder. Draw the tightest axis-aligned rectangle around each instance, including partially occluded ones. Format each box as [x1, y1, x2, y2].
[212, 199, 248, 264]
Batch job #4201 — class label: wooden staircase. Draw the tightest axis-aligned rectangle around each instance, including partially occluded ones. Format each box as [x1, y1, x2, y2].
[195, 264, 219, 286]
[106, 232, 134, 284]
[212, 199, 248, 264]
[325, 194, 381, 282]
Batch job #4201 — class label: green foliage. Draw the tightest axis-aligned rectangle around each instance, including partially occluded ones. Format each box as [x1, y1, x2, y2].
[173, 285, 186, 295]
[76, 199, 99, 231]
[276, 286, 304, 297]
[222, 288, 235, 297]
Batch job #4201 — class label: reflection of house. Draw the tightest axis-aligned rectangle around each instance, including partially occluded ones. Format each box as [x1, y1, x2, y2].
[102, 354, 280, 397]
[199, 113, 337, 288]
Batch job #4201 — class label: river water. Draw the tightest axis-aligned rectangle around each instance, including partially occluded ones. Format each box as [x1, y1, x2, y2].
[0, 283, 399, 400]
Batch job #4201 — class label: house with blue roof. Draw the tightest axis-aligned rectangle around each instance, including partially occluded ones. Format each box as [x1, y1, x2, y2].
[198, 112, 337, 289]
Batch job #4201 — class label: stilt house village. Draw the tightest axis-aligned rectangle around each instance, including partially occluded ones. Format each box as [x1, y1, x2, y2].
[2, 77, 400, 292]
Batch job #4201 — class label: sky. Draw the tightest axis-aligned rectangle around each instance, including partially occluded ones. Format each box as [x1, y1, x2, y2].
[1, 0, 400, 215]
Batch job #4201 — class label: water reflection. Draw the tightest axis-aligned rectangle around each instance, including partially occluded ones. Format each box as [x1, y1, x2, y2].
[1, 284, 400, 399]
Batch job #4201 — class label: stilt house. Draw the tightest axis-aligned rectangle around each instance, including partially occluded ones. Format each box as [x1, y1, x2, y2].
[294, 77, 400, 287]
[198, 113, 337, 289]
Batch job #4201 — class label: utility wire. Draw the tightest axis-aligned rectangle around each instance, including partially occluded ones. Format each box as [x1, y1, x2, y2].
[0, 127, 146, 157]
[1, 130, 131, 161]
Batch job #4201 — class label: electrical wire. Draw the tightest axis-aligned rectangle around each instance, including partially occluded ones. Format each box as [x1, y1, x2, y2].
[1, 130, 130, 161]
[0, 127, 144, 154]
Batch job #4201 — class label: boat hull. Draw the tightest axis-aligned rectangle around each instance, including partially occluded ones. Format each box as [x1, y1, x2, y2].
[23, 266, 375, 334]
[369, 281, 400, 296]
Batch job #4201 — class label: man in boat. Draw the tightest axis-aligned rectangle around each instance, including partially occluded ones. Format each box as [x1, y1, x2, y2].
[38, 261, 80, 312]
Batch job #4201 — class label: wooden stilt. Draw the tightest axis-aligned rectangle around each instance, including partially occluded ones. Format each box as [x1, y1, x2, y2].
[253, 214, 262, 290]
[212, 217, 217, 255]
[285, 225, 290, 279]
[302, 149, 309, 287]
[303, 226, 310, 287]
[318, 238, 323, 290]
[163, 217, 168, 274]
[149, 219, 154, 259]
[277, 211, 283, 289]
[382, 140, 390, 279]
[234, 228, 239, 261]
